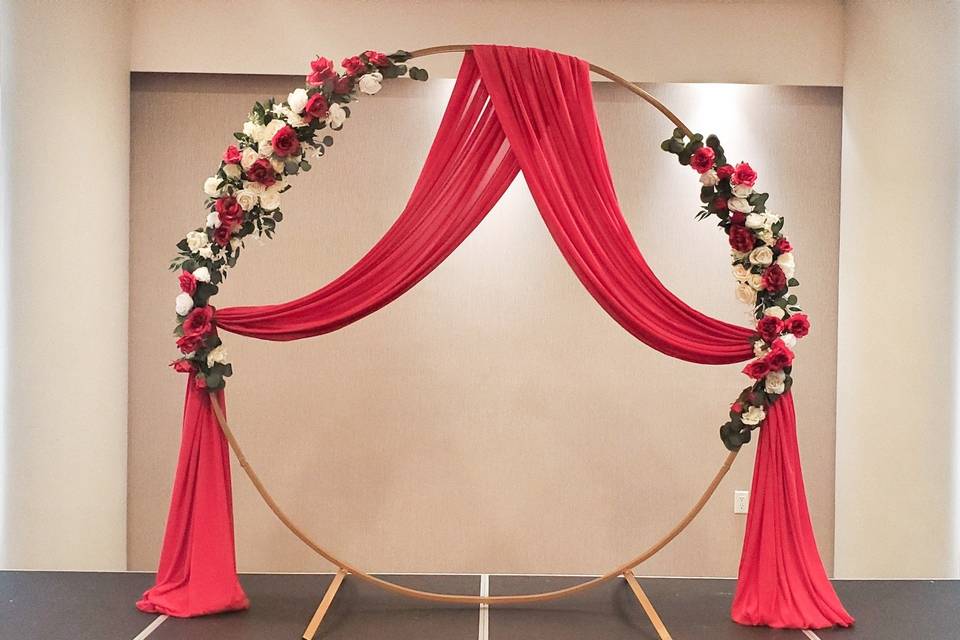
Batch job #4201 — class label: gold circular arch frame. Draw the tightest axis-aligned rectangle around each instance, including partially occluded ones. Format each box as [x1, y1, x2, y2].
[208, 44, 737, 607]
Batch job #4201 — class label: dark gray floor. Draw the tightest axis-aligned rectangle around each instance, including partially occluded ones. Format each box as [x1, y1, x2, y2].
[0, 571, 957, 639]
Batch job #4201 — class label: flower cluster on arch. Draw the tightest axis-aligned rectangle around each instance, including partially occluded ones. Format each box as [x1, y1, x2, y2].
[169, 50, 428, 390]
[663, 130, 810, 450]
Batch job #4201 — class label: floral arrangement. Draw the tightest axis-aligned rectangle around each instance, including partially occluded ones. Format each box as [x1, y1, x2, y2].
[662, 130, 810, 450]
[169, 50, 428, 390]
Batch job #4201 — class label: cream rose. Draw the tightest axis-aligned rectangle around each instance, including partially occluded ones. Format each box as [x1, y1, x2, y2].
[206, 212, 221, 229]
[727, 197, 753, 213]
[741, 405, 767, 426]
[223, 163, 241, 180]
[776, 252, 796, 278]
[749, 246, 774, 266]
[764, 306, 786, 319]
[699, 169, 719, 187]
[259, 187, 281, 211]
[745, 213, 765, 229]
[175, 292, 194, 316]
[206, 344, 229, 367]
[288, 88, 308, 114]
[327, 103, 347, 129]
[186, 230, 209, 253]
[358, 72, 384, 95]
[242, 120, 263, 140]
[259, 142, 274, 158]
[264, 119, 286, 140]
[764, 370, 786, 394]
[241, 147, 259, 170]
[235, 189, 258, 211]
[753, 339, 769, 358]
[748, 273, 764, 291]
[732, 183, 753, 198]
[732, 264, 750, 281]
[243, 180, 266, 194]
[736, 282, 757, 305]
[192, 266, 211, 283]
[758, 230, 776, 246]
[197, 245, 214, 259]
[203, 176, 220, 197]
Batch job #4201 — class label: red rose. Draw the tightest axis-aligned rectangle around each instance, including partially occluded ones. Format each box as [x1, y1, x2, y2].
[178, 270, 197, 295]
[223, 144, 241, 164]
[170, 359, 196, 373]
[766, 340, 795, 370]
[341, 55, 366, 76]
[690, 146, 716, 174]
[364, 50, 390, 67]
[711, 196, 728, 212]
[784, 313, 811, 338]
[215, 196, 244, 228]
[307, 56, 335, 86]
[743, 359, 771, 379]
[731, 401, 743, 414]
[304, 93, 329, 121]
[756, 316, 784, 343]
[213, 223, 234, 246]
[716, 164, 735, 180]
[731, 162, 758, 187]
[176, 333, 204, 354]
[730, 211, 746, 225]
[762, 264, 787, 292]
[271, 125, 301, 157]
[776, 236, 793, 253]
[728, 224, 755, 253]
[333, 75, 353, 94]
[246, 157, 277, 186]
[182, 305, 214, 338]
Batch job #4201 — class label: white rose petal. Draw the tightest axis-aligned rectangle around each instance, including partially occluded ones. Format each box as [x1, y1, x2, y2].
[749, 246, 774, 266]
[206, 211, 221, 229]
[206, 344, 229, 368]
[288, 88, 308, 114]
[764, 370, 786, 395]
[264, 119, 286, 140]
[223, 163, 241, 180]
[230, 237, 242, 251]
[236, 189, 258, 211]
[243, 180, 266, 194]
[175, 292, 194, 316]
[192, 267, 211, 283]
[728, 197, 753, 213]
[270, 156, 285, 173]
[197, 245, 214, 259]
[745, 213, 765, 229]
[758, 230, 776, 246]
[203, 176, 221, 197]
[242, 121, 261, 138]
[241, 147, 259, 170]
[259, 187, 281, 211]
[780, 333, 797, 349]
[732, 183, 753, 198]
[699, 169, 719, 187]
[327, 103, 347, 129]
[358, 72, 383, 95]
[735, 282, 757, 305]
[741, 405, 767, 426]
[186, 230, 209, 253]
[753, 339, 769, 358]
[748, 273, 764, 291]
[259, 142, 274, 158]
[764, 306, 786, 319]
[732, 264, 750, 281]
[777, 252, 796, 278]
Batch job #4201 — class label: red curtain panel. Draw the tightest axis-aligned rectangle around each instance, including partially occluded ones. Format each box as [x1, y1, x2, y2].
[139, 46, 852, 629]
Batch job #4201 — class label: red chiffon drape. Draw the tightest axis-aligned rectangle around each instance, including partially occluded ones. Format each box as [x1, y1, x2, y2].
[139, 45, 851, 629]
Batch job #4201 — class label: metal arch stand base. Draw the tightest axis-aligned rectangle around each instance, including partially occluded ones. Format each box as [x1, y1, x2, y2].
[301, 570, 673, 640]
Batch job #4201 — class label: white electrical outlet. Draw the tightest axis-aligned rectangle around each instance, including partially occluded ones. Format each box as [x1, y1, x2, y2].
[734, 490, 750, 514]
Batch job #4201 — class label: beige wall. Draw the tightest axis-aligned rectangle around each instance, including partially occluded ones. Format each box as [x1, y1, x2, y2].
[128, 72, 841, 576]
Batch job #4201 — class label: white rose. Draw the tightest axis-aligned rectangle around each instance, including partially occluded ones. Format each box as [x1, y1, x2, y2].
[735, 282, 757, 305]
[732, 183, 753, 198]
[175, 292, 194, 316]
[241, 147, 259, 170]
[243, 180, 266, 194]
[358, 72, 383, 95]
[764, 306, 786, 319]
[699, 169, 719, 187]
[230, 237, 242, 251]
[748, 273, 764, 291]
[236, 189, 258, 211]
[206, 344, 229, 368]
[741, 405, 767, 426]
[732, 264, 750, 281]
[288, 88, 308, 114]
[745, 213, 766, 229]
[749, 246, 774, 266]
[327, 103, 347, 129]
[203, 176, 221, 196]
[270, 156, 285, 173]
[192, 266, 211, 283]
[259, 186, 281, 211]
[259, 142, 274, 158]
[780, 333, 797, 349]
[264, 118, 286, 140]
[197, 245, 214, 259]
[242, 120, 262, 139]
[186, 230, 209, 253]
[223, 163, 241, 180]
[727, 197, 753, 213]
[206, 211, 221, 228]
[753, 340, 768, 358]
[764, 370, 786, 395]
[758, 230, 776, 246]
[777, 252, 796, 278]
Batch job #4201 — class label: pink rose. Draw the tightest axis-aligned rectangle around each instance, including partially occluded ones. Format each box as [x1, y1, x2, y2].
[756, 316, 784, 343]
[731, 162, 757, 187]
[307, 56, 335, 86]
[716, 164, 735, 180]
[743, 359, 771, 380]
[341, 55, 366, 76]
[271, 125, 301, 157]
[784, 313, 810, 338]
[363, 50, 390, 67]
[762, 264, 787, 292]
[728, 224, 755, 253]
[178, 270, 197, 295]
[223, 145, 241, 164]
[690, 146, 716, 174]
[776, 236, 793, 253]
[246, 158, 277, 186]
[304, 93, 329, 122]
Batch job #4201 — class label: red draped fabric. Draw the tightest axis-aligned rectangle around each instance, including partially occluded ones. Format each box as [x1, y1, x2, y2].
[139, 45, 852, 629]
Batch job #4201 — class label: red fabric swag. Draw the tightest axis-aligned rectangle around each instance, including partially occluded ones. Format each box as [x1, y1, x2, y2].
[139, 45, 852, 629]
